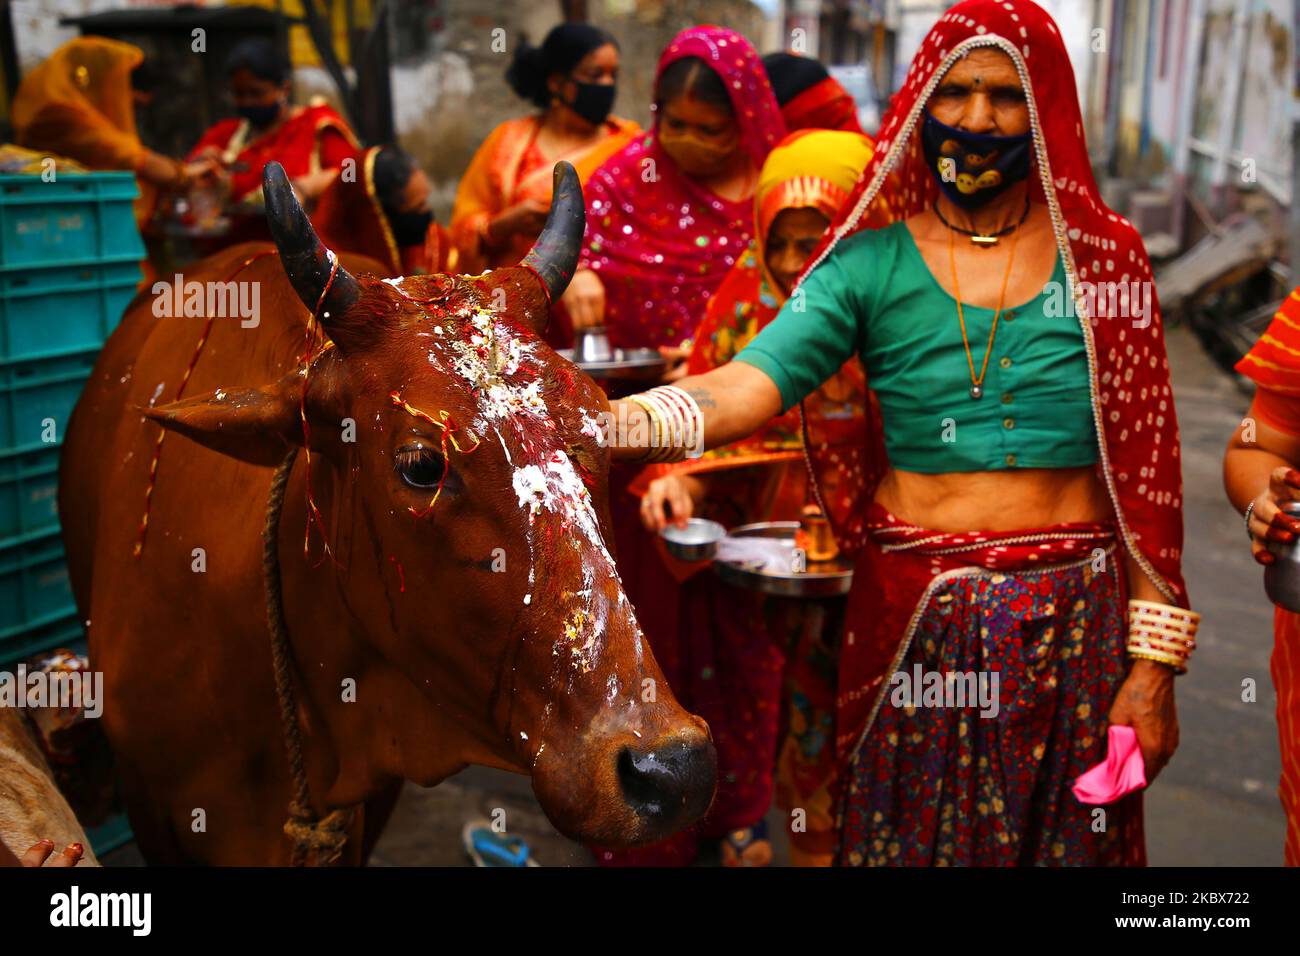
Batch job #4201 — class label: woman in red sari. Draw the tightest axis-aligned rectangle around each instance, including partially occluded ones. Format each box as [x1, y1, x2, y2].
[631, 128, 877, 866]
[187, 39, 359, 243]
[609, 0, 1192, 866]
[1224, 294, 1300, 866]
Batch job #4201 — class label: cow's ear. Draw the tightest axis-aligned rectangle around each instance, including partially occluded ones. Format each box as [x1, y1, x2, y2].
[143, 359, 349, 467]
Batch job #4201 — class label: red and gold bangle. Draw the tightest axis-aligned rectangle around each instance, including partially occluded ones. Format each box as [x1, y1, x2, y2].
[1126, 599, 1200, 674]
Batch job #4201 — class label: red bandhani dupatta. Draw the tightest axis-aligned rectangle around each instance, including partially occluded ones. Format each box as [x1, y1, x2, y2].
[796, 0, 1187, 610]
[782, 77, 863, 134]
[580, 26, 785, 350]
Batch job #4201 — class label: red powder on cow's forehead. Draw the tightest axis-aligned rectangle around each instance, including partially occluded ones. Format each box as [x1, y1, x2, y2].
[389, 389, 481, 518]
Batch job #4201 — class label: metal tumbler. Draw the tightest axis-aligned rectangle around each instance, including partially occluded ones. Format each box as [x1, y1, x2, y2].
[1265, 500, 1300, 613]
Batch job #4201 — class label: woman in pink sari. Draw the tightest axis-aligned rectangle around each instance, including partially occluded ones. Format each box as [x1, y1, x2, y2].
[567, 25, 785, 866]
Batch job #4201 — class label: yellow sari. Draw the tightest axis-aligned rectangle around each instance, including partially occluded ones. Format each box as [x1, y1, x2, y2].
[12, 37, 155, 225]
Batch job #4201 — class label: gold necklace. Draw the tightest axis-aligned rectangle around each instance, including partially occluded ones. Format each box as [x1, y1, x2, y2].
[947, 220, 1021, 399]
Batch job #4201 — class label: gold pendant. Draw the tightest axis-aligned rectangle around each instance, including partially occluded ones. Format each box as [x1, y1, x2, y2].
[971, 235, 999, 246]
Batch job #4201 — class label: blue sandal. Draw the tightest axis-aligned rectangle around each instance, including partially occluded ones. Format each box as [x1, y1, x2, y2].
[461, 819, 541, 867]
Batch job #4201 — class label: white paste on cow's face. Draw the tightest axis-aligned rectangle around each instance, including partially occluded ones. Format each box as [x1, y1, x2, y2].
[409, 300, 639, 680]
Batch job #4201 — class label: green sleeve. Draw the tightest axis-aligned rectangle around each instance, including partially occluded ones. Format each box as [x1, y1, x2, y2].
[734, 240, 866, 412]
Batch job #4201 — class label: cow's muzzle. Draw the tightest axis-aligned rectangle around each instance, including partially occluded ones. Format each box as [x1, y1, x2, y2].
[616, 736, 717, 841]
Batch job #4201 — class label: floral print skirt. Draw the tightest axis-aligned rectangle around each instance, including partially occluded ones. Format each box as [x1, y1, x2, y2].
[838, 551, 1145, 866]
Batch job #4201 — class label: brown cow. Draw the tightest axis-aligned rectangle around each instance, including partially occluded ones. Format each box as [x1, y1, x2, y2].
[59, 162, 715, 865]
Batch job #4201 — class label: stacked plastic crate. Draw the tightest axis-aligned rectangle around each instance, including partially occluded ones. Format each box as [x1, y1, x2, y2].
[0, 171, 144, 858]
[0, 172, 143, 666]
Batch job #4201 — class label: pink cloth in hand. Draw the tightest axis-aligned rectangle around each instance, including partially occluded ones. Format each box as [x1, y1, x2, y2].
[1072, 725, 1147, 805]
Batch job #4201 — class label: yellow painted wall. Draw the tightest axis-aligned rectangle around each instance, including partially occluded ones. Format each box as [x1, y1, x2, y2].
[231, 0, 375, 68]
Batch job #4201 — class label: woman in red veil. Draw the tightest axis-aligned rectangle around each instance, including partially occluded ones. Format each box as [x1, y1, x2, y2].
[615, 0, 1193, 865]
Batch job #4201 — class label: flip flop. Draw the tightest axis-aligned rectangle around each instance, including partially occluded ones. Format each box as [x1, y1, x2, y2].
[461, 819, 541, 867]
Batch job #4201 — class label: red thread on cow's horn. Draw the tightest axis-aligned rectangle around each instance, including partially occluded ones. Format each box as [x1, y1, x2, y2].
[389, 390, 482, 516]
[299, 257, 340, 560]
[133, 250, 277, 558]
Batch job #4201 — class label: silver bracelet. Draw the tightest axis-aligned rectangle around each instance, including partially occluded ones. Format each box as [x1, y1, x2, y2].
[1245, 500, 1257, 541]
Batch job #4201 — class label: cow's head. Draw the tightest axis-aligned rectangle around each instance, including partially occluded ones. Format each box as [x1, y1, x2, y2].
[145, 162, 715, 846]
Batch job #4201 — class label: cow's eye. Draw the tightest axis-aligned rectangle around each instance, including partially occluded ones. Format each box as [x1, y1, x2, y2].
[395, 446, 446, 489]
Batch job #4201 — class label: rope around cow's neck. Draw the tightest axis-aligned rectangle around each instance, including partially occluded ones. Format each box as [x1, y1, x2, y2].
[263, 447, 357, 865]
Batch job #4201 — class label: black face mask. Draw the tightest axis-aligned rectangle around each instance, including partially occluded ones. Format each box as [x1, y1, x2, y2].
[564, 80, 616, 126]
[387, 208, 433, 247]
[237, 102, 282, 129]
[920, 113, 1032, 210]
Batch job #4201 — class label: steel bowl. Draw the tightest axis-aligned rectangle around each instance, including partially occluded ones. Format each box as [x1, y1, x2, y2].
[661, 518, 726, 561]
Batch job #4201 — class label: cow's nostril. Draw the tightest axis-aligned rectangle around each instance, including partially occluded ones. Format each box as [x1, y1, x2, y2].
[616, 739, 717, 837]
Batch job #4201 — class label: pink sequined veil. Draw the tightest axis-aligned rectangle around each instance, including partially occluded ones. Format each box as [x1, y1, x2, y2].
[578, 25, 786, 350]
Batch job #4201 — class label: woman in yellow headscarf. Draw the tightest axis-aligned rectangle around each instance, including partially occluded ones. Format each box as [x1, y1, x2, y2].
[12, 37, 210, 226]
[615, 129, 884, 867]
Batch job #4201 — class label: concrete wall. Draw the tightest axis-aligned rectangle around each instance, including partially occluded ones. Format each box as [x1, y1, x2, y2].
[390, 0, 773, 219]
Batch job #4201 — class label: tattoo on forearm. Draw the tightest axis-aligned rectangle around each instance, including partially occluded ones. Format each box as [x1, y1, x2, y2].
[688, 387, 717, 409]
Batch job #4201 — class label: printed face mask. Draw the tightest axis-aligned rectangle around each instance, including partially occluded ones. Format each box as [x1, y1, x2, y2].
[565, 80, 616, 126]
[920, 112, 1032, 209]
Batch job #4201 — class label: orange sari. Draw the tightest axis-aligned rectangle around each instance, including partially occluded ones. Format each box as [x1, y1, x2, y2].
[12, 37, 155, 225]
[313, 145, 454, 277]
[1236, 290, 1300, 866]
[449, 113, 640, 274]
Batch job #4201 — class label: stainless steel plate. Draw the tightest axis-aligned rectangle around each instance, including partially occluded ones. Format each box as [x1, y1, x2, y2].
[712, 521, 854, 598]
[558, 347, 667, 382]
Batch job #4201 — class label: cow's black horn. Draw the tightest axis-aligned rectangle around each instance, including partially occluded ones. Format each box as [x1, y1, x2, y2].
[520, 161, 585, 301]
[263, 161, 359, 322]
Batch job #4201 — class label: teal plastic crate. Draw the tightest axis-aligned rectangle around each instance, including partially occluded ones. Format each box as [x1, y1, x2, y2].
[0, 349, 98, 452]
[0, 608, 81, 667]
[0, 528, 75, 641]
[0, 444, 61, 546]
[0, 172, 143, 270]
[0, 258, 140, 364]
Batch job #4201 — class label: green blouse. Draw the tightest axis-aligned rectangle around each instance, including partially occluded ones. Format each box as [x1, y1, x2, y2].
[734, 221, 1097, 474]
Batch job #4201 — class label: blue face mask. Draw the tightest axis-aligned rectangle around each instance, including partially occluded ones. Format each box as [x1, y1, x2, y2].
[920, 113, 1032, 209]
